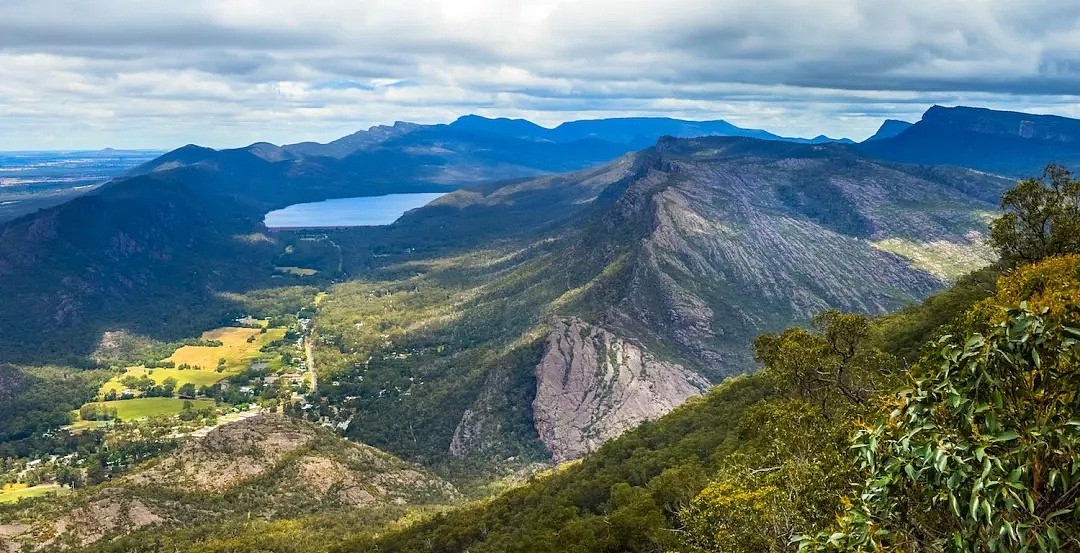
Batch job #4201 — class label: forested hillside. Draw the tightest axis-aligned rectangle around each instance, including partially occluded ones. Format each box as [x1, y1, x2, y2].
[3, 109, 1079, 553]
[60, 166, 1080, 553]
[324, 167, 1080, 553]
[308, 136, 1009, 467]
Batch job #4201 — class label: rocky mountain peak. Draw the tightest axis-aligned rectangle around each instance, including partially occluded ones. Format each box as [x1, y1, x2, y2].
[532, 318, 709, 462]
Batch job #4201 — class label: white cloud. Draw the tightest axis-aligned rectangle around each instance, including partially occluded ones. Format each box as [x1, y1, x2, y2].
[1, 0, 1079, 149]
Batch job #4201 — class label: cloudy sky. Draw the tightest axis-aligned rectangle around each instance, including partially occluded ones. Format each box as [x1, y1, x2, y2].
[2, 0, 1079, 150]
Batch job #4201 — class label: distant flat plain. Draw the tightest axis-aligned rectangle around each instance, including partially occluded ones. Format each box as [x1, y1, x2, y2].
[0, 149, 162, 223]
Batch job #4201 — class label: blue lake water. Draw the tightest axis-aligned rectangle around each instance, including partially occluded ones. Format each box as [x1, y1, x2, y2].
[263, 192, 448, 228]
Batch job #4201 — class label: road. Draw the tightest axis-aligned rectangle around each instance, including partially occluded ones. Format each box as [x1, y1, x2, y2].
[305, 329, 318, 393]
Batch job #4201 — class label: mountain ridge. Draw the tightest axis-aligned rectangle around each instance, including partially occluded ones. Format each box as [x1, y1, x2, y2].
[0, 105, 1063, 461]
[858, 105, 1080, 175]
[308, 135, 1010, 465]
[865, 119, 913, 141]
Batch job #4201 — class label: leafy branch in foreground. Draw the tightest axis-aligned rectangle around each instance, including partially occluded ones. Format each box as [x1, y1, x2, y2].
[801, 306, 1080, 552]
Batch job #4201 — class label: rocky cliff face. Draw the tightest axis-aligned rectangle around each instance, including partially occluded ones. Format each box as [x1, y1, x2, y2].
[532, 318, 709, 462]
[567, 142, 1007, 379]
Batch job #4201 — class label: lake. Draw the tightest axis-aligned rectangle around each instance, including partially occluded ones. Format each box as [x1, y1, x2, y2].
[263, 192, 448, 229]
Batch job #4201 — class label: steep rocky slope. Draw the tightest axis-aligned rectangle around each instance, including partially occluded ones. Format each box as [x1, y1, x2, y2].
[544, 138, 1005, 380]
[532, 318, 709, 461]
[0, 415, 456, 551]
[314, 136, 1012, 464]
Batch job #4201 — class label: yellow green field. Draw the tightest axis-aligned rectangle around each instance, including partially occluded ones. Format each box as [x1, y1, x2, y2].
[79, 398, 215, 421]
[99, 367, 233, 397]
[0, 484, 67, 504]
[166, 326, 286, 370]
[99, 326, 286, 397]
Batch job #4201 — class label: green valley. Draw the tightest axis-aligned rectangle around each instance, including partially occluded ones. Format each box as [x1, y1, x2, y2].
[2, 107, 1079, 552]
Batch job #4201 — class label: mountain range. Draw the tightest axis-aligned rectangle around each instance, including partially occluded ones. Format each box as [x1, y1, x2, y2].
[2, 104, 1076, 393]
[2, 103, 1080, 550]
[312, 135, 1008, 465]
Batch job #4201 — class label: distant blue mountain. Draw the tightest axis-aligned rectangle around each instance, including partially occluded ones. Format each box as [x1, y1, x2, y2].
[864, 119, 913, 142]
[120, 113, 857, 199]
[448, 115, 551, 140]
[445, 115, 852, 148]
[857, 106, 1080, 175]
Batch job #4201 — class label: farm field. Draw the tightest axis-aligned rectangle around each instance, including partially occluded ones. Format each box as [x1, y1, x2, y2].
[0, 484, 67, 504]
[79, 398, 215, 421]
[166, 326, 286, 370]
[99, 326, 287, 397]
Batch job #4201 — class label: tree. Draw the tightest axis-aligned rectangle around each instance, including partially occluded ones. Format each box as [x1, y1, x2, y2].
[178, 400, 197, 421]
[177, 382, 197, 398]
[162, 377, 178, 397]
[86, 458, 108, 485]
[682, 401, 854, 553]
[55, 465, 83, 489]
[754, 310, 894, 415]
[990, 164, 1080, 265]
[801, 306, 1080, 552]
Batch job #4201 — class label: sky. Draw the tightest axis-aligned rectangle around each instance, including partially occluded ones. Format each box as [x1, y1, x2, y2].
[2, 0, 1080, 150]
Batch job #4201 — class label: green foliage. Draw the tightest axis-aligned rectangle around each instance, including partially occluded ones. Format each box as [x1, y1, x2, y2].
[332, 375, 773, 552]
[872, 267, 999, 363]
[681, 401, 854, 553]
[78, 403, 118, 422]
[0, 366, 109, 444]
[990, 164, 1080, 266]
[221, 285, 321, 320]
[678, 310, 897, 553]
[755, 310, 895, 412]
[313, 245, 574, 467]
[801, 306, 1080, 552]
[974, 254, 1080, 328]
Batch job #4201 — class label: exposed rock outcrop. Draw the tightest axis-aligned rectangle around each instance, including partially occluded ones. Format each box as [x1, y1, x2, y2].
[532, 318, 709, 462]
[126, 413, 319, 492]
[0, 415, 458, 550]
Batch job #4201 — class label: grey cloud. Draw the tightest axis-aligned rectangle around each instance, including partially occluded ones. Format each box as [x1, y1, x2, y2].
[1, 0, 1079, 149]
